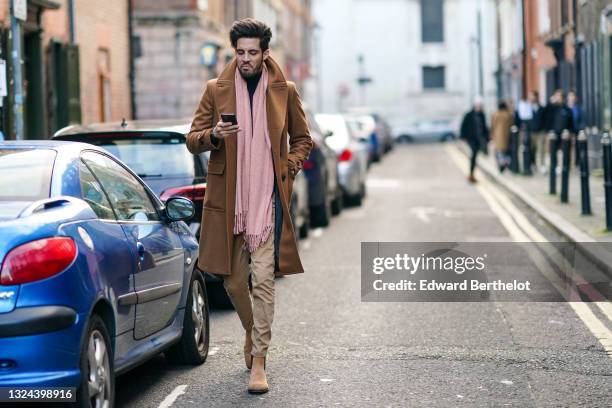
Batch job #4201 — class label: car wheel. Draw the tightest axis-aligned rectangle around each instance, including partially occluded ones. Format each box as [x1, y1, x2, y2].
[166, 269, 209, 365]
[77, 315, 114, 408]
[331, 190, 343, 216]
[299, 216, 309, 239]
[310, 196, 331, 228]
[348, 192, 363, 207]
[208, 280, 234, 309]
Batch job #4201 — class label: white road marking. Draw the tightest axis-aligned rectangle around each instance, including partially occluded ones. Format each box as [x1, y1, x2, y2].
[158, 385, 188, 408]
[409, 206, 436, 223]
[366, 178, 402, 189]
[446, 144, 612, 357]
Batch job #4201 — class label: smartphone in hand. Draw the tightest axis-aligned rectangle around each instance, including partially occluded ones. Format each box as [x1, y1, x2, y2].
[221, 113, 238, 125]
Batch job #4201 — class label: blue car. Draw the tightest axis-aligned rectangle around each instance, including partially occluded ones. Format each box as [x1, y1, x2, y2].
[0, 141, 209, 407]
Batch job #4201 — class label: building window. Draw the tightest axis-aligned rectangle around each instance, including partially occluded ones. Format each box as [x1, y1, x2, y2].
[423, 66, 445, 90]
[421, 0, 444, 43]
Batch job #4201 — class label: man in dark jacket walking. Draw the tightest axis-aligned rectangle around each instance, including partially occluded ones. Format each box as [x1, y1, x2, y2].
[460, 98, 489, 183]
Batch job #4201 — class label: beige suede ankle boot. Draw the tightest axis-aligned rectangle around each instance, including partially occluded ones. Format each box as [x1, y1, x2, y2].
[247, 356, 268, 394]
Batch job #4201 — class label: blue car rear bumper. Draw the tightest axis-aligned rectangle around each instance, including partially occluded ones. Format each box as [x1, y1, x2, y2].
[0, 307, 84, 387]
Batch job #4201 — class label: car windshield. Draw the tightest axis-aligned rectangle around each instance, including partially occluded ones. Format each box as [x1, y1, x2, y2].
[76, 136, 198, 179]
[315, 114, 352, 151]
[0, 148, 56, 201]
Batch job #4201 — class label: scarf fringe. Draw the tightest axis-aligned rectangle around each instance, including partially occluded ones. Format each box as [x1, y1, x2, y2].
[235, 212, 274, 253]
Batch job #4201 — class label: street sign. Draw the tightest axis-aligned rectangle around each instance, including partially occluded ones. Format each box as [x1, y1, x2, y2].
[13, 0, 27, 21]
[0, 59, 7, 98]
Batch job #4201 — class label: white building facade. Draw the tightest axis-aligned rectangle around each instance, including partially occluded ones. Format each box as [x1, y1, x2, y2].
[312, 0, 498, 127]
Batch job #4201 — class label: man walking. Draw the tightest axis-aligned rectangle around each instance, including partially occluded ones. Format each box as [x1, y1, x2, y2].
[460, 97, 489, 183]
[186, 18, 313, 394]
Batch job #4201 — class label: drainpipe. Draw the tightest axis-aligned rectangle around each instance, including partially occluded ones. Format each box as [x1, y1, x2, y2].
[128, 0, 136, 119]
[68, 0, 76, 43]
[10, 0, 24, 140]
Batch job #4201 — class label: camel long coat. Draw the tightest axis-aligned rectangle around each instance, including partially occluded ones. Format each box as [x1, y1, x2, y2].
[186, 57, 313, 276]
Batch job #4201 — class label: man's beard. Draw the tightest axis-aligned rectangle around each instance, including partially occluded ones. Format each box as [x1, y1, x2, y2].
[239, 61, 263, 79]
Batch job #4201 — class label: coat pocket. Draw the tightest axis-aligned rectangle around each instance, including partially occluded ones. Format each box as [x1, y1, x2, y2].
[199, 207, 228, 274]
[207, 160, 225, 175]
[204, 160, 226, 210]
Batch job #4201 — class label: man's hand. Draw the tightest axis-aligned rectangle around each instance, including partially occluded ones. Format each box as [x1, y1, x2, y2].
[213, 120, 241, 139]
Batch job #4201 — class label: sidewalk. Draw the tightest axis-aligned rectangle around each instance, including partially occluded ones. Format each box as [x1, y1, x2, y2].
[458, 142, 612, 279]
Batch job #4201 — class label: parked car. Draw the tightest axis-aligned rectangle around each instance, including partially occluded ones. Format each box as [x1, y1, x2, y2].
[53, 120, 208, 239]
[314, 113, 369, 206]
[345, 110, 394, 158]
[345, 115, 380, 165]
[392, 119, 456, 143]
[303, 107, 343, 227]
[51, 120, 246, 308]
[0, 141, 208, 407]
[290, 170, 309, 239]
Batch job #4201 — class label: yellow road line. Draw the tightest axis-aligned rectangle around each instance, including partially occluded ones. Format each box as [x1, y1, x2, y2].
[445, 144, 612, 355]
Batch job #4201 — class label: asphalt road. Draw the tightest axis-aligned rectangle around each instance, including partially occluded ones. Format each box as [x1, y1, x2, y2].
[115, 142, 612, 408]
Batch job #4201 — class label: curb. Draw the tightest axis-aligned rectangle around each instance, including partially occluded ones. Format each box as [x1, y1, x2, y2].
[457, 143, 612, 280]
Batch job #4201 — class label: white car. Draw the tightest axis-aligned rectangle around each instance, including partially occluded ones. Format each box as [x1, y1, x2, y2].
[314, 113, 369, 206]
[392, 119, 457, 143]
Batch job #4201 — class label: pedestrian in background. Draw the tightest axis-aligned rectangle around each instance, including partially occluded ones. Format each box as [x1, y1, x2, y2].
[524, 91, 547, 173]
[567, 90, 585, 134]
[491, 101, 514, 173]
[540, 90, 574, 173]
[549, 89, 574, 138]
[460, 97, 489, 183]
[516, 91, 543, 172]
[186, 18, 313, 394]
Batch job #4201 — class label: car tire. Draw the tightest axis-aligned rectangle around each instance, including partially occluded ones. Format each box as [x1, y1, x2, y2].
[299, 217, 309, 239]
[76, 314, 114, 408]
[208, 280, 234, 309]
[310, 196, 331, 228]
[165, 269, 209, 365]
[331, 191, 343, 216]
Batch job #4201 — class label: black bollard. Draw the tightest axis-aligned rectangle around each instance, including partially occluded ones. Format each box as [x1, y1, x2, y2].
[574, 132, 580, 168]
[602, 130, 612, 231]
[522, 124, 533, 175]
[510, 125, 520, 173]
[548, 131, 558, 195]
[560, 130, 571, 203]
[577, 130, 592, 215]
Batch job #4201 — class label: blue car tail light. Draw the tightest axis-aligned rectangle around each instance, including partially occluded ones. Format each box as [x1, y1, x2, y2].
[0, 237, 77, 285]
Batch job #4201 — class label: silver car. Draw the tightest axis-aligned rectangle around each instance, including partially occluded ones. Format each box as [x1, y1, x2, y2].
[314, 113, 369, 206]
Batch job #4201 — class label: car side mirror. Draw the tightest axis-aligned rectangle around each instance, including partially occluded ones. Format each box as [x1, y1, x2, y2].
[165, 196, 195, 222]
[324, 130, 334, 138]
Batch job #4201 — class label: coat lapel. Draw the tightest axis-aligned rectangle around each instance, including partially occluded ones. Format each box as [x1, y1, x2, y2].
[264, 57, 288, 159]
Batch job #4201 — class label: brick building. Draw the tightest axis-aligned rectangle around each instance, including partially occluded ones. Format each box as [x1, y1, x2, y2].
[0, 0, 132, 140]
[132, 0, 234, 119]
[132, 0, 314, 120]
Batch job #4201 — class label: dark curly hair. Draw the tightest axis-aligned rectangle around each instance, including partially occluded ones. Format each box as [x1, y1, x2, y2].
[229, 18, 272, 51]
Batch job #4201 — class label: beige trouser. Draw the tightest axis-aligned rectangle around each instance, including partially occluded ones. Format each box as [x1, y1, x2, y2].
[223, 199, 275, 358]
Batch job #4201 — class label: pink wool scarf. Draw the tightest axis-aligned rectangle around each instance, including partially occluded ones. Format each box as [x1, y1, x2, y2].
[233, 64, 275, 252]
